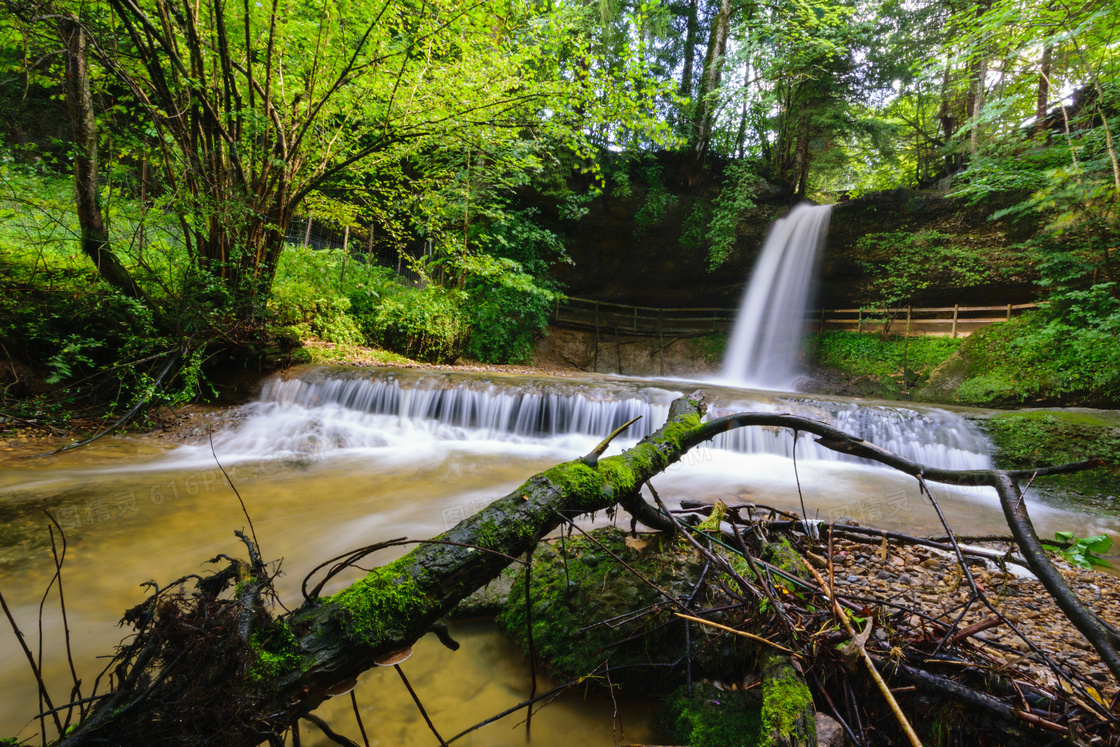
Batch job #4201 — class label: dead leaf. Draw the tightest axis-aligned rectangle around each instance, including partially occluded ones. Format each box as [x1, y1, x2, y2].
[841, 618, 874, 670]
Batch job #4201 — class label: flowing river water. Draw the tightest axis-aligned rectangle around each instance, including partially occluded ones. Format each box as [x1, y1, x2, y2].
[2, 365, 1118, 744]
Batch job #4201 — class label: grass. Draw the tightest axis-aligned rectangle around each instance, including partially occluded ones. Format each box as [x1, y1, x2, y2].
[302, 340, 414, 367]
[809, 331, 963, 380]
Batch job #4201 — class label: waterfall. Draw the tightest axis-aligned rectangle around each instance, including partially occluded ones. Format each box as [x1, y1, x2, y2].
[722, 203, 832, 389]
[208, 367, 991, 471]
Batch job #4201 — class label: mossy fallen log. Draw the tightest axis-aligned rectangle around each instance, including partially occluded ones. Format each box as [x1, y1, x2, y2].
[33, 390, 1114, 746]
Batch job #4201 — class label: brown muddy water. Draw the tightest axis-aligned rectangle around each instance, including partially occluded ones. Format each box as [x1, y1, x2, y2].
[2, 366, 1117, 745]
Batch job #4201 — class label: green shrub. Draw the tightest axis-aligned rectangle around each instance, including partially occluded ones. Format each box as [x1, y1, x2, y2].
[939, 296, 1120, 406]
[270, 245, 398, 345]
[362, 285, 469, 363]
[461, 208, 565, 364]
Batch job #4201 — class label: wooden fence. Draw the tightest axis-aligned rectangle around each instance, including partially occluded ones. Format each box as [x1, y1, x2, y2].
[552, 297, 1040, 339]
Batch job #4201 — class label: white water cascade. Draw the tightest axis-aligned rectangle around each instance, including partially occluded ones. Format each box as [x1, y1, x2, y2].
[206, 367, 992, 472]
[722, 203, 833, 389]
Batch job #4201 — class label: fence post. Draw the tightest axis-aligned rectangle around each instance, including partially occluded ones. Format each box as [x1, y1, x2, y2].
[951, 304, 959, 338]
[303, 218, 312, 247]
[615, 325, 622, 374]
[857, 309, 863, 334]
[593, 301, 600, 373]
[1006, 303, 1012, 320]
[658, 310, 664, 376]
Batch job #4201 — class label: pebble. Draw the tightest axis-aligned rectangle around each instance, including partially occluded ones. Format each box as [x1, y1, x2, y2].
[802, 536, 1120, 697]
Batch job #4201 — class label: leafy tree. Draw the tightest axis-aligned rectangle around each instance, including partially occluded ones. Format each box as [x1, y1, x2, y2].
[3, 0, 671, 317]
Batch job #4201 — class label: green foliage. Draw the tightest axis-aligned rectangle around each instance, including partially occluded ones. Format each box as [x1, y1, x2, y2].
[706, 162, 759, 269]
[362, 285, 469, 364]
[270, 245, 396, 345]
[633, 160, 678, 234]
[461, 208, 566, 364]
[1042, 532, 1114, 570]
[942, 301, 1120, 407]
[857, 230, 991, 311]
[950, 149, 1070, 207]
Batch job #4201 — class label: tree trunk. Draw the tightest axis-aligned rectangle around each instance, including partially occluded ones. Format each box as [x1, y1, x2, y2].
[969, 55, 987, 156]
[48, 394, 1118, 746]
[678, 0, 698, 102]
[1034, 43, 1052, 135]
[690, 0, 732, 165]
[59, 16, 145, 301]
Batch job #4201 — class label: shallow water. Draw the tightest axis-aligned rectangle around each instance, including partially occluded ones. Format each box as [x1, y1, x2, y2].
[2, 367, 1116, 744]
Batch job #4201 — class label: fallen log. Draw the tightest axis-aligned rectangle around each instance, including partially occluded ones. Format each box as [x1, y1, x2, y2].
[25, 391, 1113, 745]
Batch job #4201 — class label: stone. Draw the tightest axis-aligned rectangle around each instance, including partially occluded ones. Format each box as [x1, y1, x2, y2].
[815, 712, 847, 747]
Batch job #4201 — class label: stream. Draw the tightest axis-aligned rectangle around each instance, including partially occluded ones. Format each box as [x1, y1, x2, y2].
[2, 364, 1118, 745]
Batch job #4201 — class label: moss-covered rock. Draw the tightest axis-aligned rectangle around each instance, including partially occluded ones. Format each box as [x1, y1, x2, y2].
[983, 409, 1120, 508]
[665, 682, 763, 747]
[497, 527, 753, 691]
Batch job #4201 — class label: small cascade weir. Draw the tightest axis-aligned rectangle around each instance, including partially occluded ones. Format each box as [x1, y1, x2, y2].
[723, 203, 832, 389]
[217, 366, 992, 471]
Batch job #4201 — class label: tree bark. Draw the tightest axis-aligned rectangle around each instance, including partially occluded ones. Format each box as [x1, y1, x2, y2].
[678, 0, 699, 102]
[690, 0, 732, 165]
[1034, 44, 1052, 135]
[49, 393, 1117, 745]
[59, 16, 145, 301]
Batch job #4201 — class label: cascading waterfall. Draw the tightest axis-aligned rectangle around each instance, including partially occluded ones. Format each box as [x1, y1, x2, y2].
[210, 367, 992, 471]
[722, 203, 833, 389]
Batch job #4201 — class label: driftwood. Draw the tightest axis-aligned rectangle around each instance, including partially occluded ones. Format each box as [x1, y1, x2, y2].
[14, 390, 1115, 745]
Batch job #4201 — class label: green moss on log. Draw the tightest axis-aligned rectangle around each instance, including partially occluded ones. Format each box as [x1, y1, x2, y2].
[327, 562, 428, 646]
[760, 653, 816, 747]
[248, 620, 306, 681]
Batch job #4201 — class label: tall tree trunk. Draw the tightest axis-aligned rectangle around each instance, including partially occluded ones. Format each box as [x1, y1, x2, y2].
[678, 0, 698, 102]
[690, 0, 732, 165]
[794, 130, 810, 198]
[1034, 43, 1052, 135]
[969, 55, 987, 156]
[938, 63, 958, 176]
[59, 16, 145, 301]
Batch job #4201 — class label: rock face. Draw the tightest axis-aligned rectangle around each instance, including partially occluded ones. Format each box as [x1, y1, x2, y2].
[528, 157, 1038, 310]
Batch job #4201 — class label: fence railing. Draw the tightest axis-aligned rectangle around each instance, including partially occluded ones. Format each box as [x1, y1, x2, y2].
[553, 297, 1041, 339]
